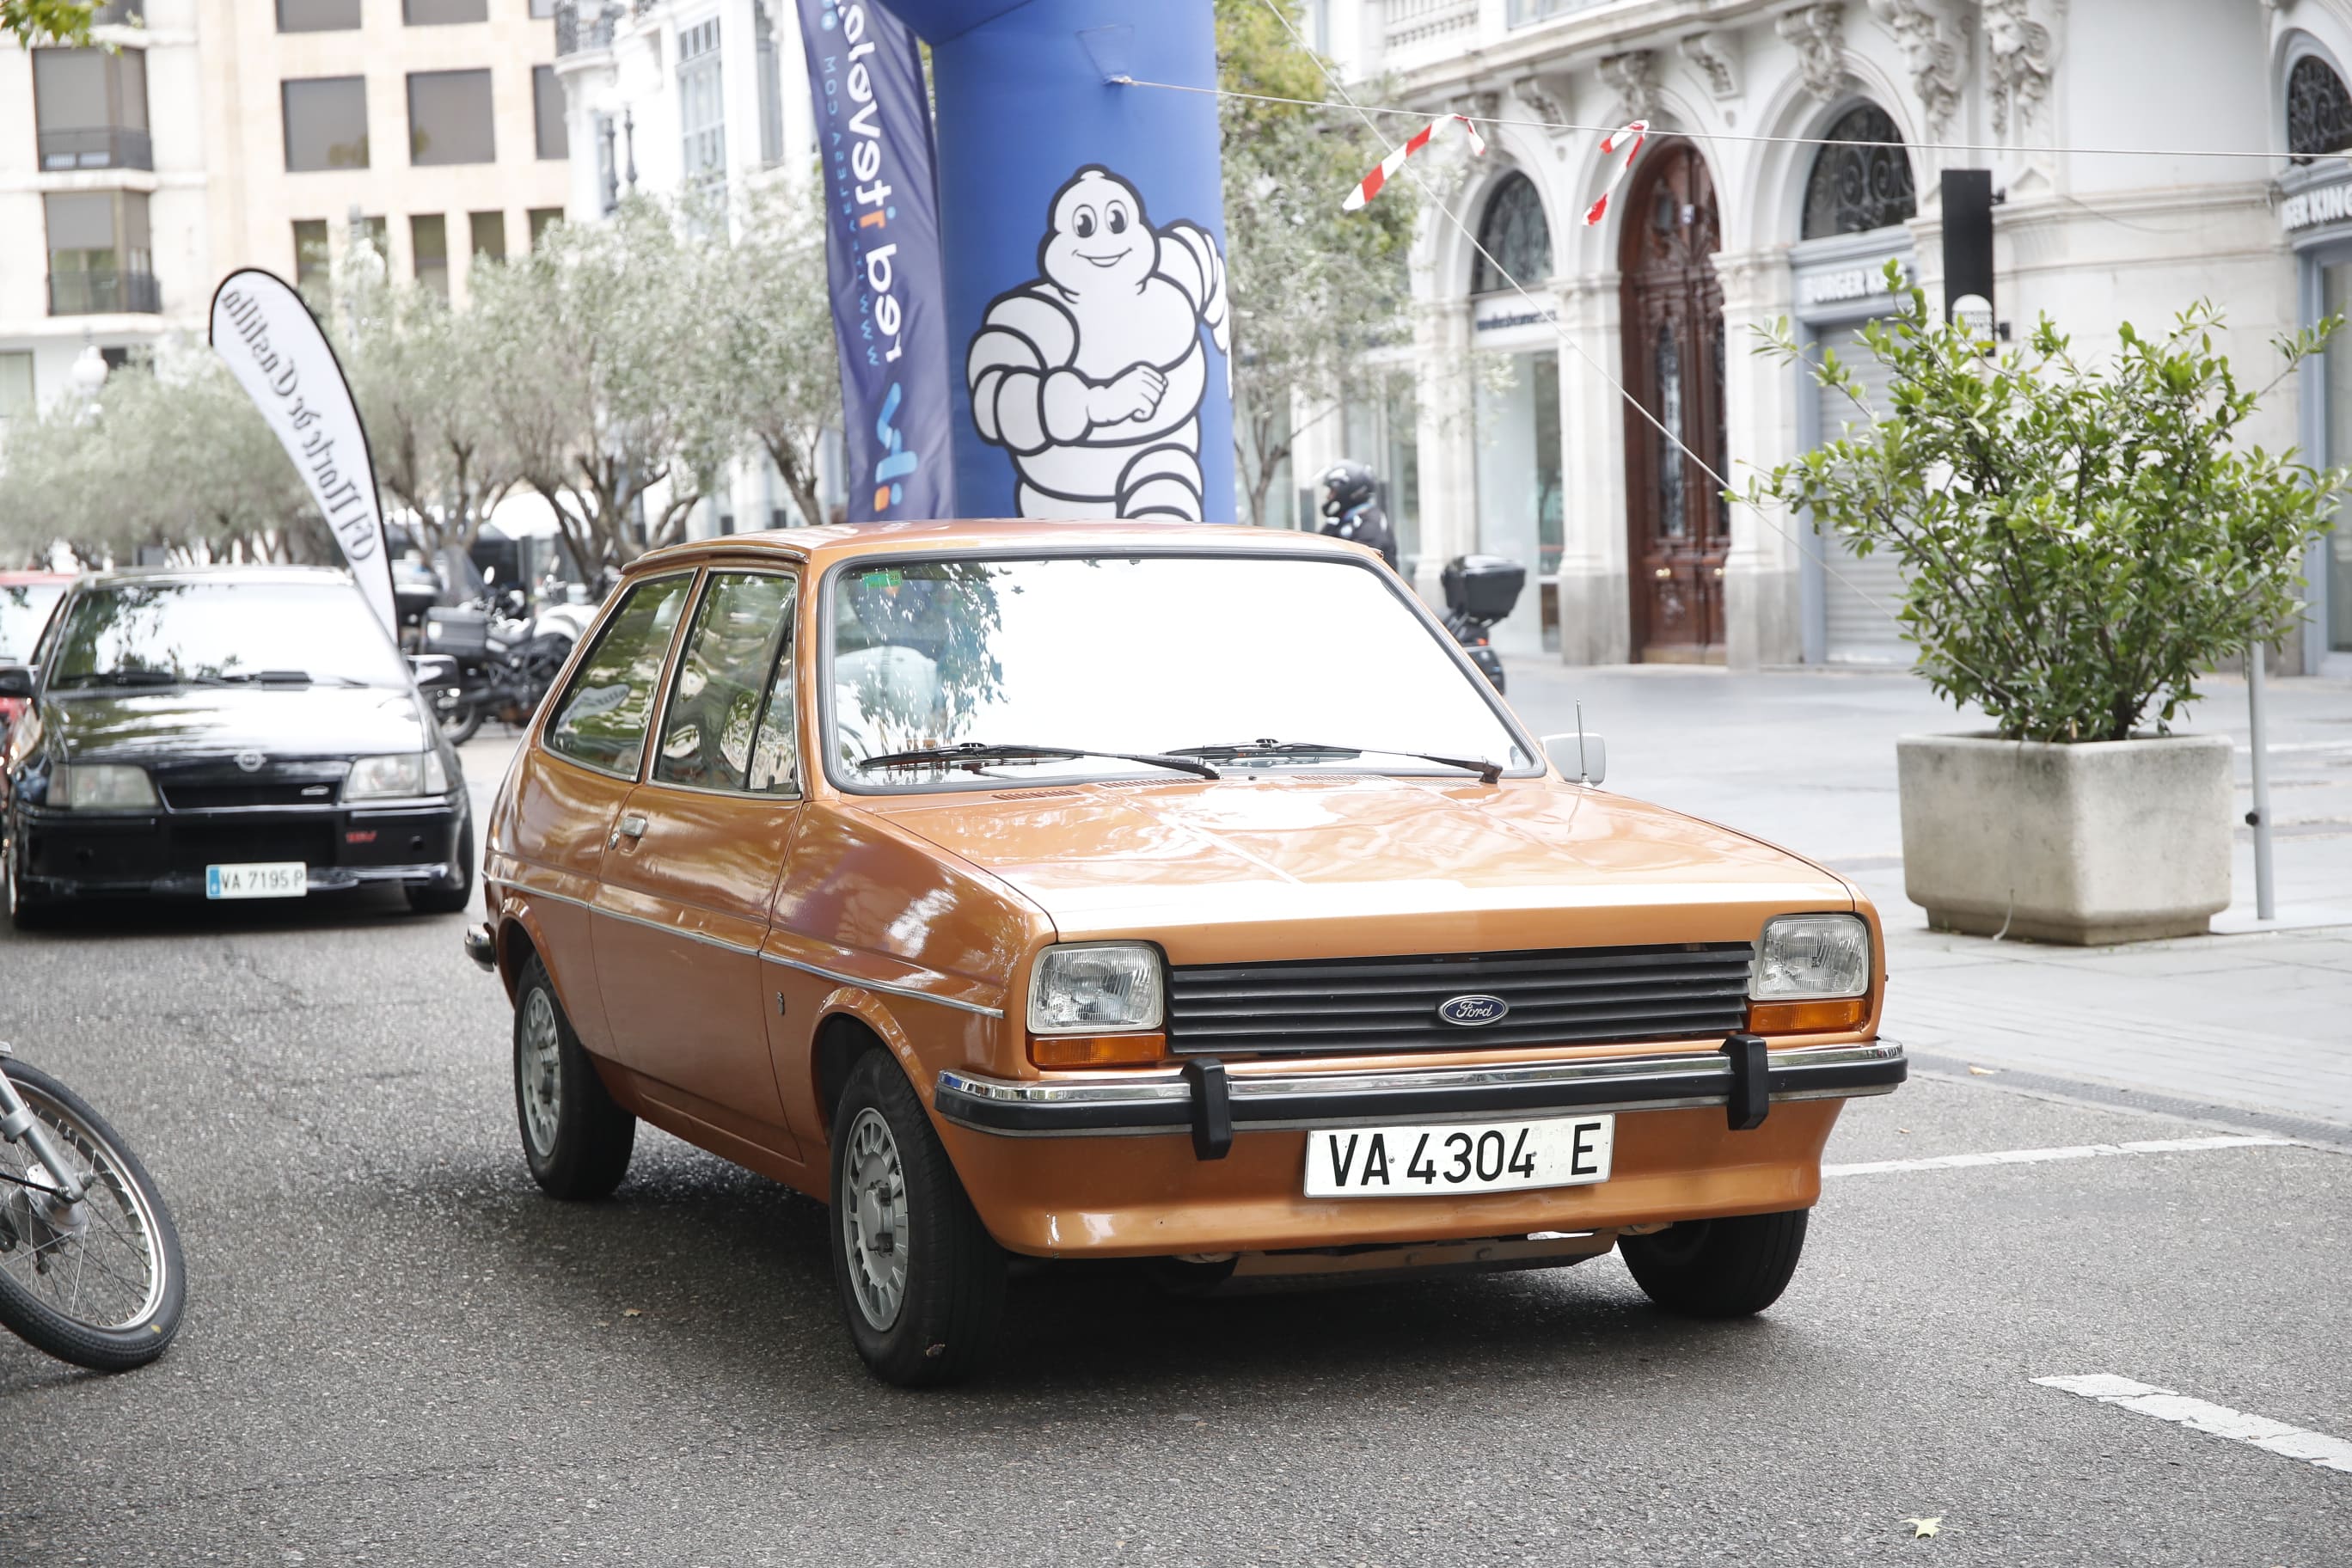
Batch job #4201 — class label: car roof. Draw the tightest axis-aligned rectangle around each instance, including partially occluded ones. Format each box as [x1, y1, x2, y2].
[0, 571, 74, 585]
[626, 520, 1379, 578]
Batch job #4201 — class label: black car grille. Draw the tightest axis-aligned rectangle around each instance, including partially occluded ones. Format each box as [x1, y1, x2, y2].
[1166, 942, 1755, 1057]
[161, 781, 339, 810]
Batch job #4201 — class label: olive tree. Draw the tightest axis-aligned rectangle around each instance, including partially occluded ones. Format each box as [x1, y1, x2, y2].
[1746, 273, 2345, 742]
[471, 198, 736, 575]
[720, 176, 840, 533]
[344, 282, 520, 563]
[1216, 0, 1418, 529]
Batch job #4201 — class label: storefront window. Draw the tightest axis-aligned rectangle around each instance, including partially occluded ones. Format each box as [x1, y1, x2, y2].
[2288, 57, 2352, 164]
[1472, 173, 1552, 295]
[1800, 104, 1915, 239]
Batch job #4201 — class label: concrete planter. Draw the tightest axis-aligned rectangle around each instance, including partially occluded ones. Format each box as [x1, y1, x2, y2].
[1896, 732, 2233, 945]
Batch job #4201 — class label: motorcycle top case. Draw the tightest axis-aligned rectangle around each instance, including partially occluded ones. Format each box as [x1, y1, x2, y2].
[422, 606, 491, 657]
[1442, 554, 1527, 621]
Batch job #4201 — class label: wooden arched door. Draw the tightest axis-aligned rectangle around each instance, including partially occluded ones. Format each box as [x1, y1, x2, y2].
[1619, 140, 1728, 660]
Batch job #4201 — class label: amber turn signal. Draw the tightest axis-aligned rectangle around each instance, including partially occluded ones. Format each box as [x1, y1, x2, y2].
[1746, 998, 1867, 1034]
[1028, 1032, 1168, 1069]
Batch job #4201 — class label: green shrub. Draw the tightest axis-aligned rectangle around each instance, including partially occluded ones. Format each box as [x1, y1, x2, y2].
[1747, 269, 2343, 742]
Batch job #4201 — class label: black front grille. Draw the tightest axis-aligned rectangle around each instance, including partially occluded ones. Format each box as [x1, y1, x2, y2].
[162, 781, 338, 810]
[1167, 942, 1755, 1057]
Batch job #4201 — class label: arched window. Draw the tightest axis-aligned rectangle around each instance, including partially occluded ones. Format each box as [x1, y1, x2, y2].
[2288, 55, 2352, 162]
[1471, 172, 1552, 294]
[1800, 103, 1916, 240]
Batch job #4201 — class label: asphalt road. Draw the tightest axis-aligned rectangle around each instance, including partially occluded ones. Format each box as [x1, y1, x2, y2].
[3, 759, 2347, 1564]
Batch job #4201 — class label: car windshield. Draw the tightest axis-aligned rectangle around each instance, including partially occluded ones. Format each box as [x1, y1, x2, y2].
[827, 554, 1533, 790]
[0, 583, 64, 663]
[45, 579, 412, 690]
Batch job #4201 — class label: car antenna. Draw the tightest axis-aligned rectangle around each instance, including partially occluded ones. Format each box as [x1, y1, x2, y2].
[1576, 701, 1591, 784]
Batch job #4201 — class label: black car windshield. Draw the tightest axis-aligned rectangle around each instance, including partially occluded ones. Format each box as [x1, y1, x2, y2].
[0, 583, 64, 663]
[827, 554, 1533, 789]
[46, 579, 411, 689]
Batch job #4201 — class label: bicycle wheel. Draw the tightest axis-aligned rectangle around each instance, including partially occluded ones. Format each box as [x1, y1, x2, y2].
[0, 1060, 185, 1370]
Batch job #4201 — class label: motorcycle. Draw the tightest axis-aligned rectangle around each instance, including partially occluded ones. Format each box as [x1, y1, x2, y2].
[1441, 554, 1526, 695]
[0, 1041, 185, 1370]
[417, 571, 577, 745]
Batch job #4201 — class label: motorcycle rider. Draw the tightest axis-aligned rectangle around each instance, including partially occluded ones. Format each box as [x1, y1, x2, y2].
[1317, 460, 1400, 573]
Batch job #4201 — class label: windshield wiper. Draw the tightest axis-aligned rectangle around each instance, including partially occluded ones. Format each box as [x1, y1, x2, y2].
[1171, 739, 1504, 785]
[857, 741, 1222, 781]
[56, 668, 178, 689]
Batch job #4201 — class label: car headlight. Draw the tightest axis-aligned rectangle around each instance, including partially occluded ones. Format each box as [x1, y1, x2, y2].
[346, 751, 450, 800]
[49, 763, 157, 812]
[1027, 942, 1164, 1034]
[1751, 913, 1871, 1000]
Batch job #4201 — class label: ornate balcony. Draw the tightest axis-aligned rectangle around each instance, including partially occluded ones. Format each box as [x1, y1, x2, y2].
[554, 0, 616, 56]
[48, 270, 162, 316]
[38, 127, 155, 173]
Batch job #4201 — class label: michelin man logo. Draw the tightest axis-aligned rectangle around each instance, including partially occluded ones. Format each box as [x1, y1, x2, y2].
[966, 167, 1229, 519]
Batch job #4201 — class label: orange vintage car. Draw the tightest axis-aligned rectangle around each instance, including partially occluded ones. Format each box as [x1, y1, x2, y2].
[468, 520, 1902, 1386]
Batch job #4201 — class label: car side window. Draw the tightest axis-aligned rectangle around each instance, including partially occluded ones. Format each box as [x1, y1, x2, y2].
[745, 584, 802, 796]
[543, 574, 692, 777]
[652, 572, 799, 793]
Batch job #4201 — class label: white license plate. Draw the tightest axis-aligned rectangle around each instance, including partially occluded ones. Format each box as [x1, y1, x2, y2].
[1305, 1115, 1614, 1197]
[205, 862, 308, 900]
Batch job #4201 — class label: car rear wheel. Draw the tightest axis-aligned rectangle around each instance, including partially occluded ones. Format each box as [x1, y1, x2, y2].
[828, 1049, 1006, 1387]
[512, 955, 634, 1199]
[1618, 1208, 1808, 1318]
[406, 818, 475, 915]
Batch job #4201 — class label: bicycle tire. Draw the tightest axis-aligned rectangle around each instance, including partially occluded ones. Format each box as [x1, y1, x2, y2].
[0, 1060, 186, 1371]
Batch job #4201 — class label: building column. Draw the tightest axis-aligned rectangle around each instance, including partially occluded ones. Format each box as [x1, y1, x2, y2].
[1718, 245, 1802, 669]
[1410, 297, 1477, 606]
[1552, 273, 1629, 665]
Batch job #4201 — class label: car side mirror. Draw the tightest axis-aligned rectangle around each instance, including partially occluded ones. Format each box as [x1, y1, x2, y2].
[1542, 731, 1606, 787]
[0, 665, 34, 700]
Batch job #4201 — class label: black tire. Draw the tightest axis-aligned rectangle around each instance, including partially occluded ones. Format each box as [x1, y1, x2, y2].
[437, 696, 483, 747]
[406, 816, 475, 915]
[511, 955, 634, 1199]
[829, 1049, 1006, 1387]
[1619, 1208, 1809, 1318]
[0, 1060, 186, 1370]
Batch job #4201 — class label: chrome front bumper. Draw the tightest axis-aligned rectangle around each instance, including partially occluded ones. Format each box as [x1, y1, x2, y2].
[935, 1038, 1906, 1147]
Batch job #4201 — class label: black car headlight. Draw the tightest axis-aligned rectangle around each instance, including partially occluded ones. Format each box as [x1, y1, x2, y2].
[50, 763, 159, 812]
[345, 751, 450, 800]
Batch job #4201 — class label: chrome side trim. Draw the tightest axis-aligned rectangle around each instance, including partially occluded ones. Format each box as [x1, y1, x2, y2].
[935, 1040, 1905, 1136]
[760, 952, 1007, 1019]
[505, 880, 762, 959]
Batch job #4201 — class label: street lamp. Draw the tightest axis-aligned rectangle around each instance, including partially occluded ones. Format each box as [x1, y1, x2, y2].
[69, 337, 109, 420]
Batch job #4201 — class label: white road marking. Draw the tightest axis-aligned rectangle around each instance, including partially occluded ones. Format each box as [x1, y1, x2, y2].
[1822, 1135, 2292, 1178]
[2034, 1375, 2352, 1475]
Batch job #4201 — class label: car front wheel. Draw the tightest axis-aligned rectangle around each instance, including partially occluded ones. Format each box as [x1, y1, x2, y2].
[1618, 1208, 1808, 1318]
[829, 1049, 1006, 1387]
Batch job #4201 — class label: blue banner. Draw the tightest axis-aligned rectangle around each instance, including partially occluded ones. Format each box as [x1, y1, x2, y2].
[797, 0, 956, 520]
[880, 0, 1233, 522]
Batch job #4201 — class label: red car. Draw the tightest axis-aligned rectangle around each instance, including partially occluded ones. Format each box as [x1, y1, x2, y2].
[0, 573, 70, 734]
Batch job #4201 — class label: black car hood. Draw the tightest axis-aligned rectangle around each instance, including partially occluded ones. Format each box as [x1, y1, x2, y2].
[44, 685, 430, 763]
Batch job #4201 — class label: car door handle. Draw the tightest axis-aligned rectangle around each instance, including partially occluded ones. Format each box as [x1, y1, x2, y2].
[610, 813, 646, 848]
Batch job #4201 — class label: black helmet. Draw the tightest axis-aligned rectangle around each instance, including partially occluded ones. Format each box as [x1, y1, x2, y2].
[1319, 460, 1377, 518]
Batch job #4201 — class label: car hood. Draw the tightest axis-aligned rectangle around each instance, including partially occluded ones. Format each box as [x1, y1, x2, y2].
[42, 685, 430, 763]
[858, 776, 1854, 962]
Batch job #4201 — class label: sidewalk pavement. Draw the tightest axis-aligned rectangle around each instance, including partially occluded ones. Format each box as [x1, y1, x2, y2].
[1507, 659, 2352, 1137]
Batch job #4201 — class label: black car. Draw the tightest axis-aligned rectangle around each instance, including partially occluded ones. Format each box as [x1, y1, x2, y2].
[0, 567, 473, 927]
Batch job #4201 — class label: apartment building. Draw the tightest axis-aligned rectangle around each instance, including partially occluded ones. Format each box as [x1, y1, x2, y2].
[1, 0, 570, 426]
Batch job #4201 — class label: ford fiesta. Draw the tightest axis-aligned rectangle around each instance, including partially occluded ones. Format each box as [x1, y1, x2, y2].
[469, 521, 1904, 1386]
[0, 567, 471, 925]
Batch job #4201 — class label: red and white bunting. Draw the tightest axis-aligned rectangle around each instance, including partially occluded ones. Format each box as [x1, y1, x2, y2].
[1580, 120, 1649, 227]
[1343, 113, 1490, 211]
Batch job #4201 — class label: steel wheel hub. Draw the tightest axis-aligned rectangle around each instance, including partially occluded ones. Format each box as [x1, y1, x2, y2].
[518, 989, 562, 1158]
[842, 1107, 910, 1331]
